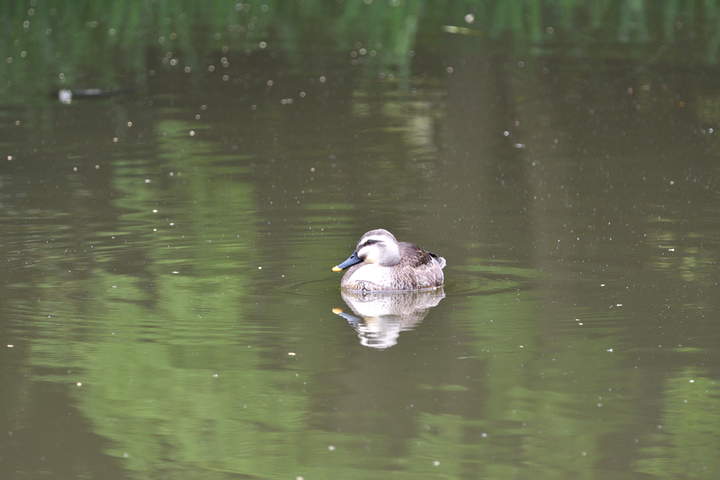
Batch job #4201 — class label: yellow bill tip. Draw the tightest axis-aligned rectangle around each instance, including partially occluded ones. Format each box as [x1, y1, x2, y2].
[331, 265, 342, 272]
[332, 308, 343, 314]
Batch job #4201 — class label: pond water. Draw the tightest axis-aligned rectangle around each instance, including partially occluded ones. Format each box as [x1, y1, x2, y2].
[2, 37, 720, 480]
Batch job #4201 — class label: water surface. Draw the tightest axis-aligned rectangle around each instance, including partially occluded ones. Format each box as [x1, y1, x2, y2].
[2, 38, 720, 480]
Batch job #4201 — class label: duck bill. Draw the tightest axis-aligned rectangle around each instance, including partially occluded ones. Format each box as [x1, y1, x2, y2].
[332, 251, 363, 272]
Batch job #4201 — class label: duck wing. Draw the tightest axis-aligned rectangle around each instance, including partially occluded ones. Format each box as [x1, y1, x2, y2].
[399, 242, 442, 268]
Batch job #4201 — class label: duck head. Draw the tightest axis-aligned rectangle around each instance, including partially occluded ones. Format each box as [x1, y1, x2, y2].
[332, 229, 402, 271]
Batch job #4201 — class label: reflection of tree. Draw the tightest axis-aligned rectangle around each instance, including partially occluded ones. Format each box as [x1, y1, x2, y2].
[74, 294, 312, 479]
[12, 119, 324, 478]
[636, 371, 720, 478]
[27, 268, 317, 479]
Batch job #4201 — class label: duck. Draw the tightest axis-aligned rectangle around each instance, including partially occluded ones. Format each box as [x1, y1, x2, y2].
[331, 229, 446, 292]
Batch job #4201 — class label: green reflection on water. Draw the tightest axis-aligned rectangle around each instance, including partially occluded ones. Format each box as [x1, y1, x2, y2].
[8, 132, 313, 477]
[637, 372, 720, 478]
[4, 114, 720, 479]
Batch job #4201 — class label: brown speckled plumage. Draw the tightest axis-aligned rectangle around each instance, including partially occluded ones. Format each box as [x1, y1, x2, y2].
[333, 229, 446, 292]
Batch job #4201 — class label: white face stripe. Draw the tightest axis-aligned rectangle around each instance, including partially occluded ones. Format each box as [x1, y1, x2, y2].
[359, 232, 395, 247]
[360, 235, 388, 246]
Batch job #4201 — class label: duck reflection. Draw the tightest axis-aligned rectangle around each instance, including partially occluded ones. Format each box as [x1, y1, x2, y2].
[333, 289, 445, 349]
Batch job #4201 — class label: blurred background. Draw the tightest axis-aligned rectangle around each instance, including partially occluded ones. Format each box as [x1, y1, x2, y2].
[2, 1, 720, 479]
